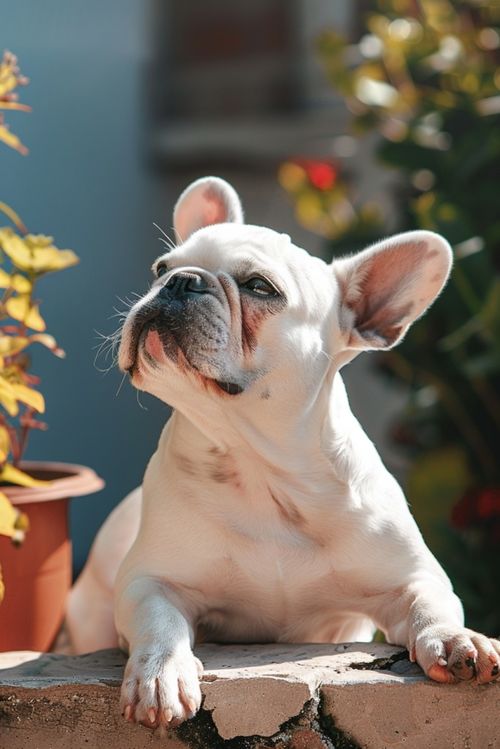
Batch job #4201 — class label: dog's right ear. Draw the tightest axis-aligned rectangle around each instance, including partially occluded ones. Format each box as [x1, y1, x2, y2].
[173, 177, 244, 244]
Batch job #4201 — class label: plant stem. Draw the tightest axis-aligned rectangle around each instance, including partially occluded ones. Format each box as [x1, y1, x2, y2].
[0, 202, 28, 235]
[16, 406, 34, 464]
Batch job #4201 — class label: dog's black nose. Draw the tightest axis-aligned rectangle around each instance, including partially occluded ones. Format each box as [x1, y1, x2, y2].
[160, 271, 209, 300]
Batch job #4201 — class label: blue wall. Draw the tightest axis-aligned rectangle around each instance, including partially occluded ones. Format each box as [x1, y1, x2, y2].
[2, 2, 170, 573]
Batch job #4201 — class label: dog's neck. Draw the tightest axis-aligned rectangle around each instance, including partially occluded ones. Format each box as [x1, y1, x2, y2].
[161, 368, 381, 485]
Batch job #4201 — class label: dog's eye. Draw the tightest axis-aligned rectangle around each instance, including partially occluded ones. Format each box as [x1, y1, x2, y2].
[155, 262, 168, 278]
[241, 277, 278, 297]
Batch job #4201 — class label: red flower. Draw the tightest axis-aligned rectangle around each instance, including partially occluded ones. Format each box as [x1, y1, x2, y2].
[477, 488, 500, 520]
[306, 161, 338, 190]
[290, 158, 338, 191]
[451, 486, 500, 529]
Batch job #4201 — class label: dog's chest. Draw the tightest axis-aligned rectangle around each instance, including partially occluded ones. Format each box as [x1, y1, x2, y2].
[147, 446, 371, 642]
[190, 479, 361, 642]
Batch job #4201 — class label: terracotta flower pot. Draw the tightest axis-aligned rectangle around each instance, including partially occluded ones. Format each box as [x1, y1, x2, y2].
[0, 461, 104, 652]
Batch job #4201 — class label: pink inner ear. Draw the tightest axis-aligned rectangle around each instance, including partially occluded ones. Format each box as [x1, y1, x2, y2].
[174, 178, 243, 243]
[343, 240, 434, 348]
[202, 188, 230, 226]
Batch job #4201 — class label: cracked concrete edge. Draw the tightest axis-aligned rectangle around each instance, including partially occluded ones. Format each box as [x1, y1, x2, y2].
[0, 681, 347, 749]
[0, 644, 420, 740]
[320, 679, 500, 749]
[2, 643, 473, 746]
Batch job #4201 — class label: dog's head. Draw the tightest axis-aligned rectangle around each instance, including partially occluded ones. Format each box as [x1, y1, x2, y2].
[118, 177, 452, 411]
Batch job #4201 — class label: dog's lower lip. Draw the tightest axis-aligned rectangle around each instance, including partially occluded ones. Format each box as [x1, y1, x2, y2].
[215, 380, 244, 395]
[127, 315, 161, 373]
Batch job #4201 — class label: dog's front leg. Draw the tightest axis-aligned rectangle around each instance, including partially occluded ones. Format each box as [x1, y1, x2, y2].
[115, 577, 203, 728]
[377, 577, 500, 684]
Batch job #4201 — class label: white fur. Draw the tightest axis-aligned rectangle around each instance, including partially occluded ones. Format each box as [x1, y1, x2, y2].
[67, 178, 500, 728]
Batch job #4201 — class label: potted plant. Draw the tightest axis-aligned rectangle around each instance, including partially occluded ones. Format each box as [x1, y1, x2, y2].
[0, 50, 103, 651]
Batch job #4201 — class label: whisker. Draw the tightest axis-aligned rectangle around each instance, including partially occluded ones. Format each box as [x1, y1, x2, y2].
[153, 222, 177, 251]
[115, 372, 127, 397]
[173, 225, 184, 244]
[93, 325, 123, 372]
[110, 308, 129, 320]
[116, 295, 135, 309]
[136, 389, 148, 410]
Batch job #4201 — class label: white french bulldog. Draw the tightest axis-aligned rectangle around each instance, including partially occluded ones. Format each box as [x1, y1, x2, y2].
[67, 177, 500, 729]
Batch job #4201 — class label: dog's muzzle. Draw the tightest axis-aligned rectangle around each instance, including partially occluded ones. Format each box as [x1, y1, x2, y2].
[122, 269, 245, 395]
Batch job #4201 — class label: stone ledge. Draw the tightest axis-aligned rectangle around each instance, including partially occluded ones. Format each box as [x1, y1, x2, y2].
[0, 643, 499, 749]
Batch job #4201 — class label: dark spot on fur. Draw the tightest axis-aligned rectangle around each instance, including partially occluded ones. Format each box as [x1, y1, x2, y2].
[208, 446, 224, 456]
[210, 467, 237, 484]
[270, 490, 306, 528]
[175, 453, 199, 478]
[207, 454, 241, 489]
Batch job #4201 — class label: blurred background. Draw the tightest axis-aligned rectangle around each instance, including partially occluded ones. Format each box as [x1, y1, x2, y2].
[2, 0, 499, 632]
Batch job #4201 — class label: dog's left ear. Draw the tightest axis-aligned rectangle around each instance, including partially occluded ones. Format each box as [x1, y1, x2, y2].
[173, 176, 244, 243]
[334, 230, 452, 351]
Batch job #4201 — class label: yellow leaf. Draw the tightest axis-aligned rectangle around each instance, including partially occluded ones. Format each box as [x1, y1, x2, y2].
[30, 333, 65, 358]
[0, 124, 28, 155]
[0, 228, 78, 274]
[0, 269, 11, 286]
[4, 294, 28, 320]
[0, 426, 10, 462]
[0, 336, 29, 356]
[0, 463, 49, 488]
[0, 377, 18, 416]
[5, 295, 46, 331]
[0, 492, 28, 544]
[0, 269, 31, 293]
[12, 274, 31, 293]
[0, 492, 19, 537]
[10, 383, 44, 413]
[25, 303, 45, 331]
[0, 67, 18, 97]
[0, 229, 29, 268]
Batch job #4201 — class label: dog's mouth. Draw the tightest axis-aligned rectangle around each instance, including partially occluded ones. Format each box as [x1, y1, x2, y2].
[214, 380, 244, 395]
[126, 314, 245, 397]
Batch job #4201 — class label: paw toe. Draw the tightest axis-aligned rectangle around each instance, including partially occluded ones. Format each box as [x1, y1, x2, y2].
[427, 663, 457, 684]
[471, 634, 500, 684]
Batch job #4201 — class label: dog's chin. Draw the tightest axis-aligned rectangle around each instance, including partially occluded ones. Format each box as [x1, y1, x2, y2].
[129, 327, 245, 397]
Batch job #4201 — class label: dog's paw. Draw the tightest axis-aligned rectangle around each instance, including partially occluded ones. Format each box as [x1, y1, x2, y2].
[120, 646, 203, 729]
[413, 625, 500, 684]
